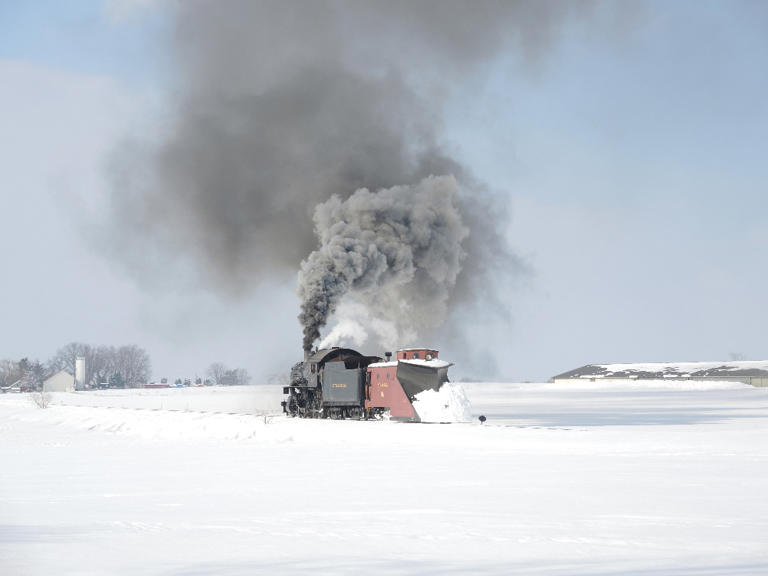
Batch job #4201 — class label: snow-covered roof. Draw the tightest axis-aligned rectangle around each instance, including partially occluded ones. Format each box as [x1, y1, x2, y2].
[368, 359, 452, 369]
[397, 347, 438, 352]
[367, 361, 398, 368]
[553, 360, 768, 380]
[400, 358, 452, 369]
[307, 348, 362, 364]
[44, 369, 73, 383]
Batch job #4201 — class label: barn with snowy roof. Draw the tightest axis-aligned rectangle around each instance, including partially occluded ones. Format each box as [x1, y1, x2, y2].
[552, 361, 768, 387]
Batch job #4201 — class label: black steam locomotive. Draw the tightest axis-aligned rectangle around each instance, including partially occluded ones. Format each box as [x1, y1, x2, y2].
[281, 348, 381, 419]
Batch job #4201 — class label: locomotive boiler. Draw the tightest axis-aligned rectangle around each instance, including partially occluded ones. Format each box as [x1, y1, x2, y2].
[281, 347, 452, 421]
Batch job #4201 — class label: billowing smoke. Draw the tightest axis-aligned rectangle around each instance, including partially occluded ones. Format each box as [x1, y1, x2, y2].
[106, 2, 600, 367]
[299, 176, 468, 352]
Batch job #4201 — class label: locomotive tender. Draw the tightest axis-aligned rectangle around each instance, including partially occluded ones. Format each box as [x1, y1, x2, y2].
[281, 347, 452, 422]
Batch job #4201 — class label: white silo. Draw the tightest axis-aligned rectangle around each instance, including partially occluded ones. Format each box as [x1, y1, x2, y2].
[75, 356, 86, 390]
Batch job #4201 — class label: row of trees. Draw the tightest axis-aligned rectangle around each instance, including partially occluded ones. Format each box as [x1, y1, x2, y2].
[0, 342, 253, 391]
[0, 342, 152, 390]
[206, 363, 251, 386]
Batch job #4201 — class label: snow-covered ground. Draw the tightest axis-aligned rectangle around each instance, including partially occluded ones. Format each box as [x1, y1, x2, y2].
[1, 382, 767, 575]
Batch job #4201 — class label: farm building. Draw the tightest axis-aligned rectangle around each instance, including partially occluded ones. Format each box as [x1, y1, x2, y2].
[552, 361, 768, 387]
[43, 370, 75, 392]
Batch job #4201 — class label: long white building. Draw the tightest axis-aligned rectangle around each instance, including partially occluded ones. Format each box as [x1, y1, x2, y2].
[552, 360, 768, 387]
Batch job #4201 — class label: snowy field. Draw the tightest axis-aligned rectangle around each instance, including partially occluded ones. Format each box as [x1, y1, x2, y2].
[1, 382, 767, 575]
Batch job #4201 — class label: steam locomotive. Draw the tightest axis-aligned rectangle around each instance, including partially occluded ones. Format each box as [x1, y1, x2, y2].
[281, 347, 452, 422]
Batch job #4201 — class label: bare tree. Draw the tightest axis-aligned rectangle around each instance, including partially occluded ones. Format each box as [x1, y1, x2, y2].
[111, 345, 151, 388]
[230, 368, 251, 386]
[90, 346, 115, 388]
[222, 368, 251, 386]
[32, 389, 51, 409]
[206, 364, 250, 386]
[47, 342, 82, 375]
[206, 362, 227, 386]
[0, 359, 23, 388]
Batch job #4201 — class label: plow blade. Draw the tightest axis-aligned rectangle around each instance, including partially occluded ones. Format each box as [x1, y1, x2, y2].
[396, 360, 451, 402]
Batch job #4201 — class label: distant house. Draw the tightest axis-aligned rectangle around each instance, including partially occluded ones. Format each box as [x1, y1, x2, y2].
[144, 382, 170, 389]
[552, 361, 768, 387]
[43, 370, 75, 393]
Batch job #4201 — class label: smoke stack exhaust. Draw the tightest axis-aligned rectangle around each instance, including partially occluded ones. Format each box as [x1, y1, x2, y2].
[297, 175, 468, 353]
[101, 1, 585, 371]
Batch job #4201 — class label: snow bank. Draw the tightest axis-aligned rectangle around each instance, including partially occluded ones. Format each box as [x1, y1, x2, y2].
[412, 382, 472, 423]
[0, 387, 289, 442]
[42, 385, 284, 414]
[0, 401, 288, 442]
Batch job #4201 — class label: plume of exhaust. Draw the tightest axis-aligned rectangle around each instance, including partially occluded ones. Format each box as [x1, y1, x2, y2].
[103, 1, 615, 373]
[299, 175, 468, 353]
[106, 1, 594, 292]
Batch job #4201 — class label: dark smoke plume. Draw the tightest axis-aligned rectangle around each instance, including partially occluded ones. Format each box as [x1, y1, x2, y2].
[106, 1, 596, 359]
[298, 176, 468, 352]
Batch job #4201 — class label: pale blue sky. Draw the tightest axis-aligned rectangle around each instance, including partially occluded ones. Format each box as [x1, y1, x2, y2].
[0, 0, 167, 83]
[442, 1, 768, 375]
[1, 1, 766, 380]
